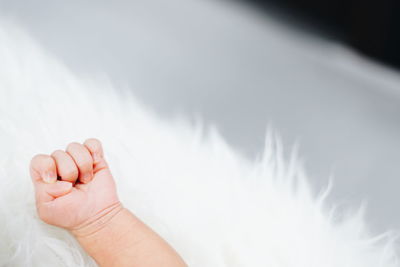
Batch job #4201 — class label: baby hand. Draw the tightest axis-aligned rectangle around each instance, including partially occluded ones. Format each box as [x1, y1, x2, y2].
[30, 139, 120, 231]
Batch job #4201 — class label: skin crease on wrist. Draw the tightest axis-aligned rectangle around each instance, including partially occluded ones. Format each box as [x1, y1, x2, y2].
[30, 138, 187, 267]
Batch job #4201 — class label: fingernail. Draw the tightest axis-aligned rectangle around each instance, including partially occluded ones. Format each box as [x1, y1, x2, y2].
[43, 172, 57, 184]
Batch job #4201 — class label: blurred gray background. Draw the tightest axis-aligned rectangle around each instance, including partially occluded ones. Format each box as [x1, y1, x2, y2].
[1, 0, 399, 234]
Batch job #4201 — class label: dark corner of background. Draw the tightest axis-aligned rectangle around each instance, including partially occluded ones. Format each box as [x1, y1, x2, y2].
[239, 0, 400, 70]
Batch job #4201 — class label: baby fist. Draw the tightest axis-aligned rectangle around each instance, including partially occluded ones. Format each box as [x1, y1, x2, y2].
[30, 139, 120, 231]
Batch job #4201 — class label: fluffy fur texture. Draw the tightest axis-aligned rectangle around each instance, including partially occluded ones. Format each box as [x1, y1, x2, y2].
[0, 21, 398, 266]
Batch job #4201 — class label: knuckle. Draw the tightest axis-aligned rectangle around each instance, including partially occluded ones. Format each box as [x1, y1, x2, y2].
[52, 149, 64, 155]
[66, 142, 81, 151]
[30, 154, 43, 165]
[42, 156, 54, 166]
[86, 137, 100, 144]
[85, 138, 101, 149]
[51, 149, 64, 157]
[31, 153, 45, 162]
[31, 154, 53, 167]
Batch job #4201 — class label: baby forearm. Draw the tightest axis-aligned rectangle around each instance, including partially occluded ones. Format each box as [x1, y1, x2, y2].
[72, 204, 187, 267]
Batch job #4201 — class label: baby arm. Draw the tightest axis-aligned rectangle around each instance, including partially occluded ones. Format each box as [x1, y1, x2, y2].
[30, 139, 186, 267]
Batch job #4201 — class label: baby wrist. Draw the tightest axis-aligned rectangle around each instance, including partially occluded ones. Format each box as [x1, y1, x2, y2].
[70, 202, 124, 238]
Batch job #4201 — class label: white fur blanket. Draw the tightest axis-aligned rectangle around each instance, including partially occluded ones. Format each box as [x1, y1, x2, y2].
[0, 21, 398, 266]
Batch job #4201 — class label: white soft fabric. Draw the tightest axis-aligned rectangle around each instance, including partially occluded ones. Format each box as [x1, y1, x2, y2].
[0, 21, 398, 267]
